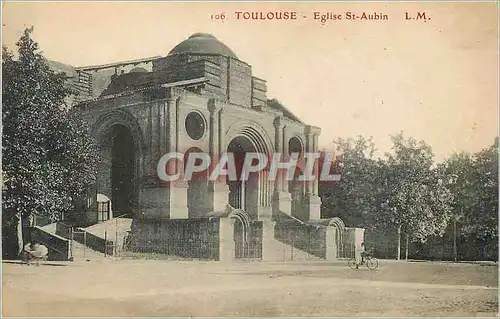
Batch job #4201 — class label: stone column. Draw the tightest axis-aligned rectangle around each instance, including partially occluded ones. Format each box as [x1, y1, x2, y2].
[282, 125, 289, 193]
[168, 180, 189, 219]
[219, 218, 235, 263]
[261, 220, 278, 261]
[146, 103, 154, 177]
[345, 227, 366, 257]
[304, 125, 322, 221]
[312, 133, 320, 195]
[272, 116, 292, 216]
[159, 101, 166, 159]
[208, 99, 230, 213]
[325, 226, 338, 260]
[166, 95, 176, 177]
[257, 169, 272, 220]
[166, 89, 188, 219]
[304, 127, 313, 195]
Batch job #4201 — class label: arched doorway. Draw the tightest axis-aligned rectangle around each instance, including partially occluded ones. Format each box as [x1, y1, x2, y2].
[328, 217, 346, 258]
[226, 136, 261, 219]
[225, 125, 271, 259]
[228, 209, 252, 259]
[98, 124, 137, 218]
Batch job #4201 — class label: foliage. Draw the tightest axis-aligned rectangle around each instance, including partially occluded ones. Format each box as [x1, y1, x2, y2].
[320, 131, 497, 251]
[378, 133, 453, 242]
[320, 136, 383, 230]
[469, 138, 499, 239]
[440, 138, 498, 240]
[2, 28, 98, 229]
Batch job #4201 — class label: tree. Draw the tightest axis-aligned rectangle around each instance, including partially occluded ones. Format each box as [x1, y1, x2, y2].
[320, 136, 383, 229]
[438, 152, 476, 261]
[439, 138, 498, 260]
[468, 138, 498, 240]
[378, 132, 453, 260]
[2, 28, 98, 258]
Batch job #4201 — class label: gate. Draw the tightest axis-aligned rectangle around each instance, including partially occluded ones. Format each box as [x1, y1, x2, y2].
[71, 228, 88, 258]
[234, 220, 262, 259]
[229, 208, 262, 260]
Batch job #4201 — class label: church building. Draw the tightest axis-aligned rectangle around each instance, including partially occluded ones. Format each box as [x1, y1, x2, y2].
[68, 33, 363, 261]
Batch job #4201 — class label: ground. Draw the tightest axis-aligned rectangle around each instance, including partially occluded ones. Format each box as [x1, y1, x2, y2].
[2, 258, 498, 317]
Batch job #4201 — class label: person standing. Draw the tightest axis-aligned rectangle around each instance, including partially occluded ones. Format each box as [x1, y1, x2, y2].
[21, 242, 33, 265]
[355, 242, 366, 269]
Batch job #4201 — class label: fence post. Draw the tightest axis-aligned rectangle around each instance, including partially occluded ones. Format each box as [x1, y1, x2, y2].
[115, 217, 118, 256]
[453, 219, 458, 263]
[282, 240, 285, 262]
[104, 230, 108, 257]
[84, 231, 87, 259]
[69, 227, 73, 260]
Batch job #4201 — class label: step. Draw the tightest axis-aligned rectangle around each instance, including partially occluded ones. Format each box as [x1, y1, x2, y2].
[82, 218, 133, 251]
[264, 237, 321, 261]
[71, 240, 106, 260]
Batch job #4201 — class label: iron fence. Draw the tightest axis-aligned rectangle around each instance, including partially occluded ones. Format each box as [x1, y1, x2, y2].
[50, 217, 354, 262]
[117, 218, 220, 260]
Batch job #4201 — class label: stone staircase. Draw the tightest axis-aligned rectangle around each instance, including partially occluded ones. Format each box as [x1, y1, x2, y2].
[264, 235, 321, 261]
[40, 222, 57, 234]
[39, 221, 107, 261]
[82, 217, 133, 252]
[70, 240, 107, 260]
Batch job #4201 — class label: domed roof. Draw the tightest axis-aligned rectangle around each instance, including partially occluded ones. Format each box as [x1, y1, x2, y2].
[168, 33, 238, 59]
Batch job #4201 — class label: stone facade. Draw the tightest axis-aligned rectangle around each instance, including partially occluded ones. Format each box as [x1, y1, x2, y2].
[69, 33, 352, 261]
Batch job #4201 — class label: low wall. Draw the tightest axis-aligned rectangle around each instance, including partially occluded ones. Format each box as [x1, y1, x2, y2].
[125, 218, 221, 260]
[28, 226, 72, 261]
[365, 227, 498, 261]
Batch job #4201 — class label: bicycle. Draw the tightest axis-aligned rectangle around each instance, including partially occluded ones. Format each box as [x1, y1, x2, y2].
[348, 255, 379, 270]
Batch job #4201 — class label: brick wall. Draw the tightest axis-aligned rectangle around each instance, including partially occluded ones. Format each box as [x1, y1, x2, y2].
[251, 77, 267, 108]
[227, 58, 252, 107]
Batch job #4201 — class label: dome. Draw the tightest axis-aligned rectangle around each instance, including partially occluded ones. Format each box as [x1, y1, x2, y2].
[168, 33, 238, 59]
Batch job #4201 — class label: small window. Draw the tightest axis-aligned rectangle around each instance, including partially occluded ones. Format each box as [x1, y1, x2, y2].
[185, 112, 206, 140]
[289, 136, 303, 156]
[97, 201, 110, 221]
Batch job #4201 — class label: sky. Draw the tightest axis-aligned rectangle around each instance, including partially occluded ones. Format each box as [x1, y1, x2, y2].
[2, 2, 498, 161]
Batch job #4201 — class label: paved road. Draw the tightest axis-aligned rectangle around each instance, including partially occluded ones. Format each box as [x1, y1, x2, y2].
[2, 259, 498, 317]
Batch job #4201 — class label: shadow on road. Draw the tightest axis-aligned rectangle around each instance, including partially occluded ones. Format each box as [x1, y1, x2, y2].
[2, 260, 68, 267]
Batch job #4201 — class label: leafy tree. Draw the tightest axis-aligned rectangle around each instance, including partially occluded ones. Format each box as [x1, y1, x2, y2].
[440, 139, 498, 254]
[468, 138, 498, 240]
[377, 133, 453, 260]
[2, 28, 98, 258]
[320, 136, 383, 229]
[320, 132, 496, 261]
[438, 151, 476, 260]
[439, 152, 475, 224]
